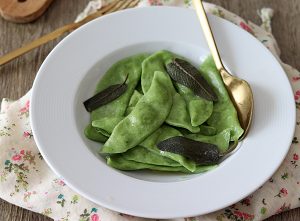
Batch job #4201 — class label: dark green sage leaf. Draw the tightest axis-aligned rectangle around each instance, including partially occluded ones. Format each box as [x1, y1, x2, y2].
[157, 136, 220, 165]
[166, 58, 218, 101]
[84, 73, 128, 112]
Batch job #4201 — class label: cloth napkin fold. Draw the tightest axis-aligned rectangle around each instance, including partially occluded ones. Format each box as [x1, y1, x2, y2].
[1, 1, 299, 221]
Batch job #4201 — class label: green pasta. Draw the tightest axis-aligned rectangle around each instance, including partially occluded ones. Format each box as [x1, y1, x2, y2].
[85, 54, 149, 138]
[92, 113, 196, 171]
[91, 53, 149, 121]
[83, 51, 244, 174]
[199, 125, 216, 136]
[141, 51, 200, 133]
[139, 125, 197, 172]
[99, 71, 173, 153]
[199, 55, 244, 141]
[184, 129, 231, 153]
[92, 117, 124, 137]
[122, 146, 181, 167]
[128, 90, 143, 107]
[161, 50, 214, 126]
[107, 154, 218, 174]
[174, 83, 214, 126]
[84, 123, 108, 143]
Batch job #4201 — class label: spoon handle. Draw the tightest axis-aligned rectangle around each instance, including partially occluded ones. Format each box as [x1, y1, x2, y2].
[192, 0, 225, 73]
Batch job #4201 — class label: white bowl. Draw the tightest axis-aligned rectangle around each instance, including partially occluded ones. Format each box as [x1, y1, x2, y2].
[31, 6, 295, 219]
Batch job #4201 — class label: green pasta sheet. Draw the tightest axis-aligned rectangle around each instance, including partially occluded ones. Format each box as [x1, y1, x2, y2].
[174, 83, 214, 126]
[183, 129, 231, 153]
[199, 125, 216, 136]
[141, 51, 167, 93]
[92, 117, 124, 137]
[107, 154, 218, 174]
[93, 114, 196, 171]
[128, 90, 143, 107]
[175, 125, 216, 137]
[85, 54, 149, 140]
[125, 107, 134, 116]
[135, 80, 144, 95]
[199, 55, 244, 140]
[141, 51, 200, 133]
[99, 71, 173, 154]
[139, 125, 197, 172]
[91, 53, 149, 121]
[167, 93, 200, 133]
[122, 146, 181, 167]
[160, 50, 214, 127]
[91, 89, 143, 137]
[84, 123, 108, 143]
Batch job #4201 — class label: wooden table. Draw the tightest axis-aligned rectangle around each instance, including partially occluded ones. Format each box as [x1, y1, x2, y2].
[0, 0, 299, 220]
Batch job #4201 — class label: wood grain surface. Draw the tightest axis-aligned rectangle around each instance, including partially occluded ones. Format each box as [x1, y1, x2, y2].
[0, 0, 299, 220]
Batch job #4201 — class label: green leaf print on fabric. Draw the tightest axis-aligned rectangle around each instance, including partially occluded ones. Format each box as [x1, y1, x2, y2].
[22, 150, 36, 165]
[296, 102, 300, 110]
[184, 0, 191, 7]
[60, 212, 71, 221]
[71, 195, 79, 204]
[184, 217, 196, 221]
[0, 123, 15, 136]
[57, 194, 66, 207]
[292, 137, 299, 144]
[261, 207, 268, 215]
[2, 160, 30, 191]
[4, 98, 14, 102]
[274, 188, 288, 197]
[218, 206, 255, 221]
[274, 203, 291, 214]
[281, 173, 289, 179]
[23, 191, 37, 202]
[38, 152, 43, 160]
[42, 208, 52, 216]
[262, 198, 267, 205]
[210, 6, 225, 18]
[240, 198, 251, 206]
[22, 130, 33, 138]
[291, 153, 298, 167]
[79, 208, 99, 221]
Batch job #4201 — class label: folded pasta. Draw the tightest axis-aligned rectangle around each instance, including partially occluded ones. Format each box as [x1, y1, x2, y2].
[161, 50, 214, 126]
[199, 55, 244, 141]
[141, 51, 200, 133]
[122, 146, 181, 167]
[85, 54, 149, 137]
[99, 71, 173, 153]
[107, 154, 218, 174]
[84, 51, 245, 174]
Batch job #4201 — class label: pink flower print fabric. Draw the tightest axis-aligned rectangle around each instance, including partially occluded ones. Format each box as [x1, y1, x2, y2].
[12, 154, 22, 162]
[19, 100, 29, 118]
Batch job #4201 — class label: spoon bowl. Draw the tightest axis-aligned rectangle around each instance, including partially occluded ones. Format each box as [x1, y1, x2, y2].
[192, 0, 254, 140]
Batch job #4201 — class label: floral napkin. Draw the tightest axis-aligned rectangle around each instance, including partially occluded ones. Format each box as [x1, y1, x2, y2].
[1, 1, 299, 221]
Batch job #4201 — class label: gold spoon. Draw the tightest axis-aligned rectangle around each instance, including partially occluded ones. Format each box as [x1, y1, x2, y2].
[192, 0, 254, 140]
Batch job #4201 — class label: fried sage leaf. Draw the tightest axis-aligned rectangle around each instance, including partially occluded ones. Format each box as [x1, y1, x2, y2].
[84, 73, 128, 112]
[157, 136, 220, 165]
[166, 58, 218, 101]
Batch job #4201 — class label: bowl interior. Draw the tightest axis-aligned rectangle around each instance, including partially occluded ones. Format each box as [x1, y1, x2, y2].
[73, 41, 239, 182]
